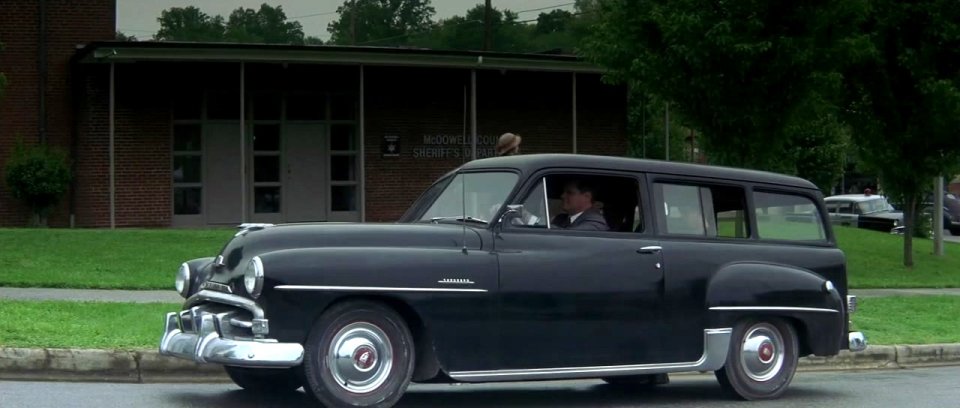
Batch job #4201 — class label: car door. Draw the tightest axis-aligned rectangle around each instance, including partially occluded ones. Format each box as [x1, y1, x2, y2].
[493, 171, 668, 369]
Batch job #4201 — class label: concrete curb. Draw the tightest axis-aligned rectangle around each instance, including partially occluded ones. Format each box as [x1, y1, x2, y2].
[2, 344, 960, 383]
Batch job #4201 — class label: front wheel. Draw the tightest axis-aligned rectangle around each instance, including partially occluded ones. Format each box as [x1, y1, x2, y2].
[301, 300, 416, 408]
[715, 318, 798, 400]
[223, 366, 303, 393]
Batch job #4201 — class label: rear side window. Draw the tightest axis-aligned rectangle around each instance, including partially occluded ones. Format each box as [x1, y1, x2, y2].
[753, 191, 826, 241]
[656, 182, 749, 238]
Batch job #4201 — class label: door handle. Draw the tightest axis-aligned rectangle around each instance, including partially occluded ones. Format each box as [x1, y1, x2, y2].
[637, 246, 662, 254]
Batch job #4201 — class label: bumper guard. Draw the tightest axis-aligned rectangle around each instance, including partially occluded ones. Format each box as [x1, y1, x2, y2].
[159, 303, 303, 368]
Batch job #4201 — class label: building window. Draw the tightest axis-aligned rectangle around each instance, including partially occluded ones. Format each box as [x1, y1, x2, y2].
[173, 124, 202, 214]
[330, 123, 358, 213]
[253, 124, 282, 213]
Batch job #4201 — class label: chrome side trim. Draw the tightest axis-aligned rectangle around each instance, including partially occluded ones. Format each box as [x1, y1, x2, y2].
[185, 290, 265, 320]
[709, 306, 839, 313]
[448, 328, 732, 382]
[274, 285, 488, 293]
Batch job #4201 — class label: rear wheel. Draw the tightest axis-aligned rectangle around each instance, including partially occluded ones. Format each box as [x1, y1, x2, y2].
[223, 366, 302, 393]
[715, 318, 798, 400]
[301, 300, 415, 408]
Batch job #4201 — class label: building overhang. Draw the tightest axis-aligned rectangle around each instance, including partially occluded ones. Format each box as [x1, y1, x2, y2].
[73, 41, 607, 74]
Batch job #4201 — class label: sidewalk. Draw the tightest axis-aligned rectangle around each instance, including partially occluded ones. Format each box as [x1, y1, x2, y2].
[2, 286, 960, 303]
[0, 287, 181, 303]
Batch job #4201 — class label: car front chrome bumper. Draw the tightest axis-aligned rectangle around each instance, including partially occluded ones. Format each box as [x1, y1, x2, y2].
[159, 309, 303, 368]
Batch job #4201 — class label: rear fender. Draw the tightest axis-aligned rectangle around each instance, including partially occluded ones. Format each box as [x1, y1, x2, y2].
[706, 262, 845, 356]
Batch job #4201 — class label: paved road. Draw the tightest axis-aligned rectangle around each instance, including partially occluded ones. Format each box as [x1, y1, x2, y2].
[2, 367, 959, 407]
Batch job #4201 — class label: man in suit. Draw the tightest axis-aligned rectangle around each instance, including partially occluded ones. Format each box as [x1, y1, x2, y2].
[552, 179, 609, 231]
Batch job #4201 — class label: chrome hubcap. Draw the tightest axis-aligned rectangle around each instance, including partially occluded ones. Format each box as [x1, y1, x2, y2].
[739, 323, 785, 382]
[327, 322, 393, 393]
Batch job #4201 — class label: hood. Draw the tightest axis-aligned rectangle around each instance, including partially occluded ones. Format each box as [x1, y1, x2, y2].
[204, 222, 484, 283]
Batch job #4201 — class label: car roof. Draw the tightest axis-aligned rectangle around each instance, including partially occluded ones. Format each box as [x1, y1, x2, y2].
[457, 154, 819, 190]
[824, 194, 888, 202]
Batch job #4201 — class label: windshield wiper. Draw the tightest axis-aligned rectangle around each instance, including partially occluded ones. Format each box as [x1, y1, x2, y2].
[428, 216, 489, 225]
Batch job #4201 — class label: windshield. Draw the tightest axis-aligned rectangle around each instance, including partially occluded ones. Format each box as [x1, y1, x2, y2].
[857, 197, 894, 214]
[419, 172, 519, 224]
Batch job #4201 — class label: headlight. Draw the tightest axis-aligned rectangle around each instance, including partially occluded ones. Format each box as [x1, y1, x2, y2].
[244, 256, 264, 299]
[175, 262, 191, 298]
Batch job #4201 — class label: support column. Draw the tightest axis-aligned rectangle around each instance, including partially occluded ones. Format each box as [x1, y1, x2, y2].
[108, 62, 115, 229]
[935, 176, 944, 256]
[471, 69, 477, 161]
[572, 73, 577, 154]
[359, 64, 366, 222]
[240, 62, 247, 223]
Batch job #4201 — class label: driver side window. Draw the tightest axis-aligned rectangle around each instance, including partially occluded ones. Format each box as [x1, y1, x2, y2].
[507, 173, 645, 233]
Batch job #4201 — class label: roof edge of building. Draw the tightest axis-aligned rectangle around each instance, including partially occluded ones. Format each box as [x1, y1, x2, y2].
[73, 41, 607, 74]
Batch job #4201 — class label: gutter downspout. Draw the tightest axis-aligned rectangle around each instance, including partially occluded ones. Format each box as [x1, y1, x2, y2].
[109, 62, 115, 229]
[38, 0, 47, 143]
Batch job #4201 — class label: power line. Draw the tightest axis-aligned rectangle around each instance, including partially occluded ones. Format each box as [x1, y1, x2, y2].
[515, 2, 576, 15]
[289, 10, 339, 19]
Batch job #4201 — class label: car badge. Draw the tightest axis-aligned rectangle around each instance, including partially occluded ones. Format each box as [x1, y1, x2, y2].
[438, 278, 475, 285]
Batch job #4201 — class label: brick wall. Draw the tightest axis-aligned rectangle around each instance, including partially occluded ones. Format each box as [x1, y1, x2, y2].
[363, 66, 627, 222]
[74, 63, 172, 227]
[0, 0, 115, 226]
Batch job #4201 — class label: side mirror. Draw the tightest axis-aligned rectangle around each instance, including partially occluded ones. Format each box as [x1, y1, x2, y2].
[496, 204, 524, 232]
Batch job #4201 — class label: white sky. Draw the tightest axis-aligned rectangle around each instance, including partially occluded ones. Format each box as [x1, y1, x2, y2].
[116, 0, 577, 40]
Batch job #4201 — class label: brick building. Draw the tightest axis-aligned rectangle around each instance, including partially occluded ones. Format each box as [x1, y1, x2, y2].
[0, 1, 628, 228]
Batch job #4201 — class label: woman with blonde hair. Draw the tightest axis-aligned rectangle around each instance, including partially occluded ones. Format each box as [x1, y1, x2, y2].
[495, 132, 522, 156]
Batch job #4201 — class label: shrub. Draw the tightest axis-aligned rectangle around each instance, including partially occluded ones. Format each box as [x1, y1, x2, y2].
[3, 139, 72, 226]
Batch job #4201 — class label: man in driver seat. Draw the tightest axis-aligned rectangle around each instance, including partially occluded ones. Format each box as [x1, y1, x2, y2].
[552, 179, 609, 231]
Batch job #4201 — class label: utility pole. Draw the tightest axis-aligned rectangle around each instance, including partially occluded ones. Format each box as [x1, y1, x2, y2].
[483, 0, 492, 51]
[350, 0, 357, 45]
[665, 102, 670, 161]
[935, 176, 944, 256]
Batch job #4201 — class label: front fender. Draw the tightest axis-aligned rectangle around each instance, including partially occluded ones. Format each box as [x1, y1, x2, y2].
[251, 247, 499, 359]
[706, 262, 845, 356]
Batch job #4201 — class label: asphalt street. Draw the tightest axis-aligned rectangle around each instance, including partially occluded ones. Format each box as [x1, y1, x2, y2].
[1, 366, 958, 408]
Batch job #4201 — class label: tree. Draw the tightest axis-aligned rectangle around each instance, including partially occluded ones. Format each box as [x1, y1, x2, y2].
[154, 6, 225, 42]
[579, 0, 870, 174]
[4, 139, 72, 227]
[842, 0, 960, 266]
[327, 0, 436, 46]
[115, 31, 138, 41]
[411, 4, 531, 52]
[224, 4, 305, 44]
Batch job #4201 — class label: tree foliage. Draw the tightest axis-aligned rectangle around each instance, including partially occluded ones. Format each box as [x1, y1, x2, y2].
[154, 4, 305, 44]
[579, 0, 870, 173]
[326, 0, 436, 46]
[842, 0, 960, 266]
[3, 139, 72, 227]
[154, 6, 226, 42]
[224, 4, 304, 44]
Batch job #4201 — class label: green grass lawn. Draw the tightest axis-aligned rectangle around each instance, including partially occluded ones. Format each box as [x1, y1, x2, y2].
[0, 224, 956, 289]
[0, 300, 180, 349]
[835, 226, 960, 288]
[852, 295, 960, 345]
[0, 296, 954, 349]
[0, 228, 233, 289]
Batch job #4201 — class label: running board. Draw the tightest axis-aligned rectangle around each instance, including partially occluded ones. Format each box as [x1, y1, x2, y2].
[448, 328, 732, 382]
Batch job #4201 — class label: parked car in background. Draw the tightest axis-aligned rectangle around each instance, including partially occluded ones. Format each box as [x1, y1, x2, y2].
[159, 154, 866, 407]
[922, 193, 960, 236]
[824, 194, 903, 232]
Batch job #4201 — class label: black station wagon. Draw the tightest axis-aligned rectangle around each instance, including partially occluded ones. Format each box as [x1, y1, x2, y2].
[160, 153, 867, 407]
